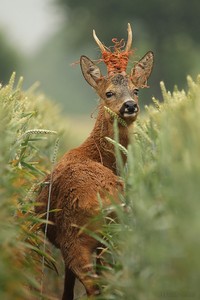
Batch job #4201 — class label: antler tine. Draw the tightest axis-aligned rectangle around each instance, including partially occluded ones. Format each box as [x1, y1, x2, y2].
[93, 29, 107, 53]
[125, 23, 132, 52]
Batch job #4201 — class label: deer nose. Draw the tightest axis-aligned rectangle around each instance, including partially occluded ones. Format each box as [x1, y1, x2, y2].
[122, 101, 139, 114]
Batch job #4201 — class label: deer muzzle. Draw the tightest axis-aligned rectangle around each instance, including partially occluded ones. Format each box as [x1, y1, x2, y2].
[120, 100, 139, 117]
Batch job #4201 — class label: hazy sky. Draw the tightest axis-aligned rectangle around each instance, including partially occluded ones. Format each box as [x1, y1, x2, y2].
[0, 0, 64, 55]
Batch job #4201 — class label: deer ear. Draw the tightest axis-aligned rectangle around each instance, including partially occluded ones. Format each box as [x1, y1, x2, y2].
[80, 55, 102, 89]
[131, 51, 154, 88]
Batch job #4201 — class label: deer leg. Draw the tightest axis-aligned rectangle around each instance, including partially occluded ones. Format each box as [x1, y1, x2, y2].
[70, 249, 100, 297]
[62, 267, 76, 300]
[61, 241, 100, 298]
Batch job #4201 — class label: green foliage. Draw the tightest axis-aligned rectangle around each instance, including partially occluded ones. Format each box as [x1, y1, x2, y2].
[99, 75, 200, 299]
[1, 71, 200, 299]
[0, 73, 70, 299]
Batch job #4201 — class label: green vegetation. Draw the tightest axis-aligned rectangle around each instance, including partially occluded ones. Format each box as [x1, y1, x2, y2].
[98, 76, 200, 299]
[0, 73, 200, 299]
[0, 73, 70, 299]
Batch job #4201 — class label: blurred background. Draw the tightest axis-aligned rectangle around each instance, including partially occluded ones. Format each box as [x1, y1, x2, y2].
[1, 0, 200, 116]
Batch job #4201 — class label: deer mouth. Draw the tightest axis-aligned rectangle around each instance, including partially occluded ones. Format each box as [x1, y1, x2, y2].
[120, 101, 139, 118]
[123, 112, 138, 118]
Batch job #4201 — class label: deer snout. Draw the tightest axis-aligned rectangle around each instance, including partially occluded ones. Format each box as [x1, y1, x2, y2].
[120, 100, 139, 117]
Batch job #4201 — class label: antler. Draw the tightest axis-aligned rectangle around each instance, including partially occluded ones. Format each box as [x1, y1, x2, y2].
[93, 24, 133, 75]
[125, 23, 132, 52]
[93, 29, 107, 53]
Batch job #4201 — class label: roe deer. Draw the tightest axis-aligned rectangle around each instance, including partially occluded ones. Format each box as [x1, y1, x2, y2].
[35, 23, 154, 299]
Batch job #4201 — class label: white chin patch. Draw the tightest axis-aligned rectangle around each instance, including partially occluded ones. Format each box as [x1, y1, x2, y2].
[123, 112, 137, 118]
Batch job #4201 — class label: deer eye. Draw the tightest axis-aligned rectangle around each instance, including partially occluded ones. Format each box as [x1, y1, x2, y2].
[133, 89, 139, 96]
[106, 91, 114, 98]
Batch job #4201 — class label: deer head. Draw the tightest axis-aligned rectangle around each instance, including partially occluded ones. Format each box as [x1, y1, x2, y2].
[80, 24, 154, 125]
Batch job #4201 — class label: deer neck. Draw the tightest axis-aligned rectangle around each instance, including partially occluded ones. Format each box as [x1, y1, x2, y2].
[79, 103, 130, 174]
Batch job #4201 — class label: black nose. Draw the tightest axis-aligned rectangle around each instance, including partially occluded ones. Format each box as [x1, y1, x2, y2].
[123, 101, 138, 114]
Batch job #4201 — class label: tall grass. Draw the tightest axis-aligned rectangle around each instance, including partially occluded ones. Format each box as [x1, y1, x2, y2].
[0, 73, 71, 299]
[1, 73, 200, 300]
[99, 75, 200, 300]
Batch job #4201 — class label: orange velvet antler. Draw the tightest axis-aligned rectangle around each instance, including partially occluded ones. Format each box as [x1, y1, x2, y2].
[93, 23, 133, 76]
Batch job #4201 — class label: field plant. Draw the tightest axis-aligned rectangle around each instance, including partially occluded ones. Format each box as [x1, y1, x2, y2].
[1, 72, 200, 300]
[0, 73, 71, 300]
[98, 76, 200, 300]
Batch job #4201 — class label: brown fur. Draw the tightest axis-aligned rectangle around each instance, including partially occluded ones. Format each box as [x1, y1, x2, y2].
[35, 39, 154, 299]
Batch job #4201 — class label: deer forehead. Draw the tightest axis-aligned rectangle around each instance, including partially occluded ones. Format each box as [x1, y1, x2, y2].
[104, 74, 134, 94]
[111, 74, 128, 86]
